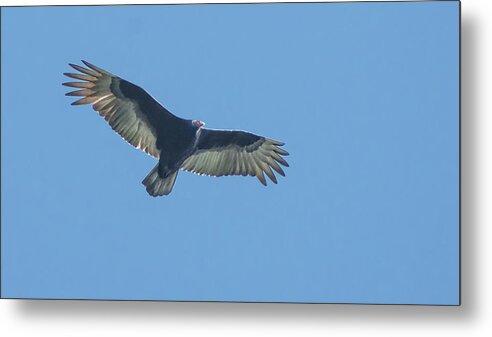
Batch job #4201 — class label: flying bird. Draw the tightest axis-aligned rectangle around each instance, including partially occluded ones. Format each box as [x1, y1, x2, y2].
[63, 61, 289, 196]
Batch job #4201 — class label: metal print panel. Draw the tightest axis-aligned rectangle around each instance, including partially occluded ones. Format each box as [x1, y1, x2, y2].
[1, 1, 460, 305]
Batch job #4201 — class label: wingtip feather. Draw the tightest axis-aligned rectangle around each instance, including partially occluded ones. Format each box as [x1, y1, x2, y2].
[256, 171, 267, 186]
[71, 96, 97, 105]
[68, 62, 101, 77]
[65, 89, 95, 97]
[82, 60, 110, 75]
[62, 81, 95, 89]
[273, 146, 289, 156]
[268, 139, 286, 146]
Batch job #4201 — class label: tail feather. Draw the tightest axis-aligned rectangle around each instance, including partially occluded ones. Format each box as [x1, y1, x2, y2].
[142, 165, 178, 197]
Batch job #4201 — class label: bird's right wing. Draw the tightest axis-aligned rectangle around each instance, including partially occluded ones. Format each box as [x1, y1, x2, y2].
[181, 129, 289, 185]
[63, 61, 180, 158]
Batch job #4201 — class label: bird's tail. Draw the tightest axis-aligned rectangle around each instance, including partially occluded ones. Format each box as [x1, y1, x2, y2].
[142, 165, 178, 197]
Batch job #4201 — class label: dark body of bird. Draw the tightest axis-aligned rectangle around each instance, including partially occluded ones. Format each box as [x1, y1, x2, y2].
[63, 61, 289, 197]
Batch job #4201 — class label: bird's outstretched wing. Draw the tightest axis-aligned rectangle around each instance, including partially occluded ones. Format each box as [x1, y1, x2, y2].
[63, 61, 180, 158]
[181, 129, 289, 185]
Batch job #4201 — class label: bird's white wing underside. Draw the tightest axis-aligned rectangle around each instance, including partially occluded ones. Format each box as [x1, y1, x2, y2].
[181, 139, 288, 185]
[64, 61, 160, 158]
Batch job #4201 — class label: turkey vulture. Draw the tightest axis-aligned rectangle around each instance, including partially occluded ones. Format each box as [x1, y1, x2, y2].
[63, 61, 289, 196]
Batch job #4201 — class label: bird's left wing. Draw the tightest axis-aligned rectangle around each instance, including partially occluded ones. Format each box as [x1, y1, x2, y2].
[63, 61, 179, 158]
[181, 129, 289, 185]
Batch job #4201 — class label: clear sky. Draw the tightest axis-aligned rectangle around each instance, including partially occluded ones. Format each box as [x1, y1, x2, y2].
[1, 1, 459, 304]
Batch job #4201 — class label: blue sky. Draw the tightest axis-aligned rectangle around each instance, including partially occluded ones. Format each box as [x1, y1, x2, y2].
[1, 1, 459, 304]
